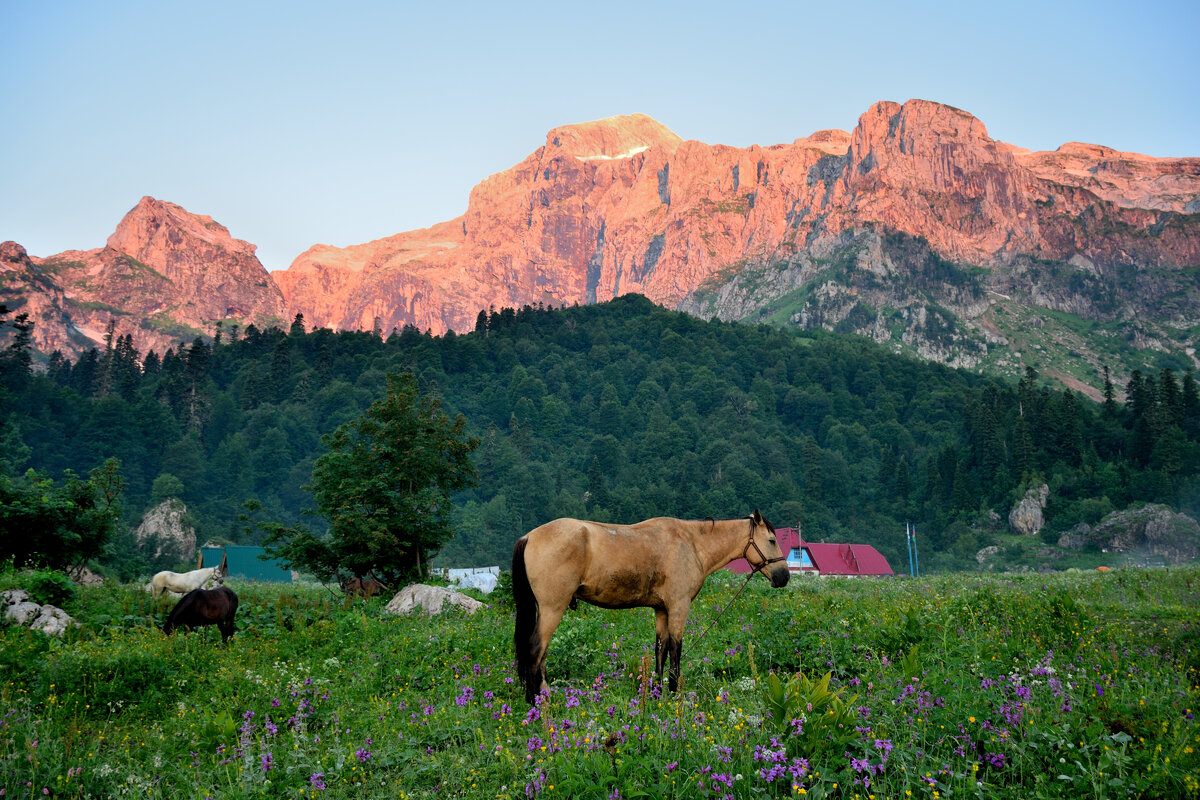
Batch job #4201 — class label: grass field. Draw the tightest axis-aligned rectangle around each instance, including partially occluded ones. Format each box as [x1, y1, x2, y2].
[2, 567, 1197, 799]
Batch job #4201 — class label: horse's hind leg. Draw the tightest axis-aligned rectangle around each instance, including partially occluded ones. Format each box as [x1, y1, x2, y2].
[530, 605, 567, 701]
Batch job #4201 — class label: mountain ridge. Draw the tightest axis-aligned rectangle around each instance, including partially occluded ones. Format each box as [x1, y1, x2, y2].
[3, 99, 1197, 393]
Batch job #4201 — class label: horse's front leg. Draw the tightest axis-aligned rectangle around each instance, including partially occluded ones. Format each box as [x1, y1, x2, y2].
[653, 609, 669, 680]
[665, 604, 691, 693]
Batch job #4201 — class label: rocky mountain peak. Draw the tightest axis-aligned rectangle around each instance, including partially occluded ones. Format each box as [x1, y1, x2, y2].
[10, 101, 1198, 393]
[106, 196, 258, 262]
[543, 113, 682, 161]
[1, 240, 31, 267]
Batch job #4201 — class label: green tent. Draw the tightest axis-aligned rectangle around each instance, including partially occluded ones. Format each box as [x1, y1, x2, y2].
[201, 545, 292, 583]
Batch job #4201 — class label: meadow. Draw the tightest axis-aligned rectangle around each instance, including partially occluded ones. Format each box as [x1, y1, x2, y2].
[1, 567, 1197, 799]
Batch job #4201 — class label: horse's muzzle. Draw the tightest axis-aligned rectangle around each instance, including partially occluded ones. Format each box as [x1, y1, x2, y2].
[767, 564, 790, 588]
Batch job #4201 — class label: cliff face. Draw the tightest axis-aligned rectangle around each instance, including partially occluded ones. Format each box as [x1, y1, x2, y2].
[2, 197, 285, 358]
[6, 100, 1198, 388]
[272, 101, 1200, 388]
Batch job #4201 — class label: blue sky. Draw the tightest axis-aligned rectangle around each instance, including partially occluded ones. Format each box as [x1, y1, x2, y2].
[2, 0, 1197, 271]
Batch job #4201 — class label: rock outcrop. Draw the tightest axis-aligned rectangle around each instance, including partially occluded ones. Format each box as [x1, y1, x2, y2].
[1009, 484, 1050, 536]
[1058, 504, 1200, 564]
[2, 197, 285, 359]
[133, 498, 197, 561]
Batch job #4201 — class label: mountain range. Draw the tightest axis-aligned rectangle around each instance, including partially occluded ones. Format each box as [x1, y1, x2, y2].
[3, 98, 1198, 396]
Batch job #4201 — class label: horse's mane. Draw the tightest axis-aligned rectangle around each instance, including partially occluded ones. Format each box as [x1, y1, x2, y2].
[698, 515, 774, 533]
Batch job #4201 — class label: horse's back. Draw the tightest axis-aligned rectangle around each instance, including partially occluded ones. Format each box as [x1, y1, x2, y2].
[522, 517, 697, 609]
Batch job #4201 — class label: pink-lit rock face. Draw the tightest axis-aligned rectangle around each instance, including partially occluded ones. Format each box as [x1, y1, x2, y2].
[8, 100, 1199, 359]
[272, 101, 1200, 336]
[5, 197, 285, 358]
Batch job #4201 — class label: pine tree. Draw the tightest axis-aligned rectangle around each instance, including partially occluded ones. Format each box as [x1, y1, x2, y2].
[1102, 365, 1118, 416]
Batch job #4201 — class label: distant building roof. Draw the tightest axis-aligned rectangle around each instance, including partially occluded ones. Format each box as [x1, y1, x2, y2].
[726, 528, 893, 577]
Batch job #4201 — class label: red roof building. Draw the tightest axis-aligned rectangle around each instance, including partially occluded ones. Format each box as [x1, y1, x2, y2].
[726, 527, 894, 577]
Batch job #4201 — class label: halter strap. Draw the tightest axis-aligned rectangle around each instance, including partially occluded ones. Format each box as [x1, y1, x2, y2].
[741, 516, 787, 575]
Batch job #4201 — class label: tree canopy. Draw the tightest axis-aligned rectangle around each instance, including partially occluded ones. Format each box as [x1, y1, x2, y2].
[264, 372, 478, 584]
[0, 457, 125, 571]
[2, 294, 1197, 576]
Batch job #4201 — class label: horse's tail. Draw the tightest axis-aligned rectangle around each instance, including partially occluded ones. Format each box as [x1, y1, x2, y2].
[511, 536, 539, 699]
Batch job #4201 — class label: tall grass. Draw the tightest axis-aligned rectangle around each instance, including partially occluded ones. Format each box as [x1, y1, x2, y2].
[2, 568, 1197, 798]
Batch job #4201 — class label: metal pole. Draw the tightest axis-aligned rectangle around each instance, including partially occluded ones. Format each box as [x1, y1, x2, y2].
[912, 526, 919, 577]
[906, 522, 915, 578]
[797, 520, 803, 573]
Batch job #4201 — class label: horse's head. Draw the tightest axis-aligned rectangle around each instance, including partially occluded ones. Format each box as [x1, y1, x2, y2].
[747, 510, 790, 588]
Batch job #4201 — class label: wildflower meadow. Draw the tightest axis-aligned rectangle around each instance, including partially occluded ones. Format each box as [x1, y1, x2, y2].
[1, 567, 1197, 799]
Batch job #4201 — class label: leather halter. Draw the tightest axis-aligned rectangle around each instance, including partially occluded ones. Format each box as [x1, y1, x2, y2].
[742, 517, 787, 575]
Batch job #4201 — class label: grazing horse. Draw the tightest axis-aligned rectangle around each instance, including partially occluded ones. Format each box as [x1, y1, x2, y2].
[341, 573, 389, 598]
[149, 551, 227, 599]
[512, 510, 789, 704]
[163, 586, 239, 642]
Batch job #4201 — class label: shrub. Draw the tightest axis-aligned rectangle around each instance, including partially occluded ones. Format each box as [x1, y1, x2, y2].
[23, 569, 78, 609]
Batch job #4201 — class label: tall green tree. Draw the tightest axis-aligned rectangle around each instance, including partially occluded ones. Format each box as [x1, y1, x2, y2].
[0, 457, 125, 571]
[266, 372, 478, 584]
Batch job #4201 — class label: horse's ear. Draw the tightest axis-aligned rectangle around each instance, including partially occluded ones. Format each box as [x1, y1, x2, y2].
[751, 509, 763, 524]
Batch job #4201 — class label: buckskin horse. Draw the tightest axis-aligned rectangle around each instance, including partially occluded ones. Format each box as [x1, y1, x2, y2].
[163, 585, 239, 642]
[512, 511, 789, 704]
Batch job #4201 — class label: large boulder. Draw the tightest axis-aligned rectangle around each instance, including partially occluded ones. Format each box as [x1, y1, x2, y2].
[5, 601, 43, 626]
[133, 498, 197, 560]
[385, 585, 484, 616]
[1009, 484, 1049, 536]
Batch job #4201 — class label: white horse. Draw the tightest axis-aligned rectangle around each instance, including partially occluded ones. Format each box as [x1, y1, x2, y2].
[148, 552, 227, 598]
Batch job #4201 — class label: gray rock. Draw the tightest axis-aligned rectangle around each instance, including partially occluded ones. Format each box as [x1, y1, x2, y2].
[5, 601, 43, 626]
[133, 498, 197, 561]
[2, 589, 31, 606]
[1009, 484, 1049, 536]
[30, 605, 75, 637]
[975, 545, 1001, 564]
[1088, 504, 1200, 564]
[385, 585, 484, 616]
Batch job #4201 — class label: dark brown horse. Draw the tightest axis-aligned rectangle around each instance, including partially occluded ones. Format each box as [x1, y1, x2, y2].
[341, 573, 389, 599]
[163, 586, 239, 642]
[512, 511, 789, 703]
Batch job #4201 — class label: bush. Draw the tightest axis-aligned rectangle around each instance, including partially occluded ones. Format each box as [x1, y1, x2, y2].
[23, 569, 78, 609]
[489, 570, 514, 610]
